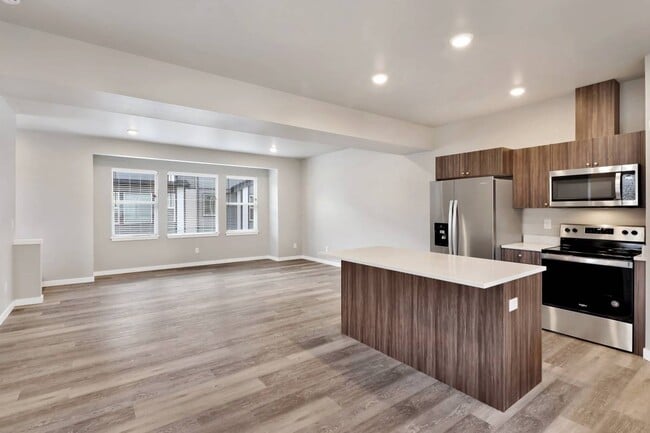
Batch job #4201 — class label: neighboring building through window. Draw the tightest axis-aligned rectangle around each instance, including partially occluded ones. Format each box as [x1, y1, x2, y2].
[112, 169, 158, 240]
[167, 172, 218, 237]
[226, 177, 257, 234]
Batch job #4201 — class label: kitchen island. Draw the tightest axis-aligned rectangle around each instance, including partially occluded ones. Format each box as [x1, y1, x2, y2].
[332, 246, 546, 411]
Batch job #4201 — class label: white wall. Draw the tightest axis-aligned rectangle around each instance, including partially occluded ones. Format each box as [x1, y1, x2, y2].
[302, 78, 646, 259]
[15, 131, 303, 282]
[645, 55, 650, 351]
[302, 148, 434, 258]
[94, 156, 270, 273]
[0, 98, 15, 315]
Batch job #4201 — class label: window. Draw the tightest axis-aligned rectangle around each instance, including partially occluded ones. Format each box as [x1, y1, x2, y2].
[202, 194, 216, 217]
[167, 172, 218, 237]
[226, 176, 257, 234]
[112, 169, 158, 240]
[167, 192, 176, 223]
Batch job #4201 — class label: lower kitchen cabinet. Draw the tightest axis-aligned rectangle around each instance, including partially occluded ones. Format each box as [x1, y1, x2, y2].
[633, 260, 645, 356]
[501, 248, 541, 265]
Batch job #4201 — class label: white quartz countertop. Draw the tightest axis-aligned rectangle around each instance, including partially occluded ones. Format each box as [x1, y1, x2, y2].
[330, 246, 546, 289]
[500, 242, 557, 252]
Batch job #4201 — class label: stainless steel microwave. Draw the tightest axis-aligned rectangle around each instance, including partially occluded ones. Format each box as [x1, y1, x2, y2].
[549, 164, 639, 207]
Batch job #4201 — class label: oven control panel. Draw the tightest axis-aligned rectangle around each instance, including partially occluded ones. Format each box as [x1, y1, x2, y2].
[559, 224, 645, 242]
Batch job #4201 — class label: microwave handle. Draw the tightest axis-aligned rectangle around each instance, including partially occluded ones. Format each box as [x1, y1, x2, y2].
[615, 172, 621, 200]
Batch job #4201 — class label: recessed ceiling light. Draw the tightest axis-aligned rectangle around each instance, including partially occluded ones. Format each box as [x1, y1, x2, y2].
[126, 129, 138, 136]
[509, 87, 526, 97]
[450, 33, 473, 49]
[371, 73, 388, 86]
[269, 144, 278, 154]
[2, 0, 21, 5]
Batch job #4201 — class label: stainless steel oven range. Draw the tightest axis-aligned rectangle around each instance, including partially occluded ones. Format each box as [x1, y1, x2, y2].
[541, 224, 644, 352]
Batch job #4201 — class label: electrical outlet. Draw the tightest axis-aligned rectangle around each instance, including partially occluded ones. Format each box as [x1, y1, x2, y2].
[324, 246, 329, 253]
[543, 219, 552, 230]
[293, 242, 298, 249]
[194, 247, 200, 254]
[508, 297, 519, 312]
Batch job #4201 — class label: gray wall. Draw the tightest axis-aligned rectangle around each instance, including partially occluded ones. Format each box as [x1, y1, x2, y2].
[302, 148, 434, 258]
[15, 131, 303, 282]
[94, 156, 270, 272]
[0, 98, 15, 314]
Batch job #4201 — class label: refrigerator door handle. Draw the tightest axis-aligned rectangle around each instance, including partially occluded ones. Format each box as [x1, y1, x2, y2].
[447, 200, 454, 254]
[452, 200, 459, 255]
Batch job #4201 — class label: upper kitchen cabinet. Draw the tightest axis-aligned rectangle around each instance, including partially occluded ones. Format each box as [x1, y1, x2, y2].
[549, 140, 590, 171]
[550, 131, 645, 170]
[435, 153, 463, 180]
[575, 80, 620, 140]
[591, 131, 645, 167]
[513, 145, 550, 209]
[435, 148, 512, 180]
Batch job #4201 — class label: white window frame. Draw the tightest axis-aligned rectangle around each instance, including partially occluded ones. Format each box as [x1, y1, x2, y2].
[111, 168, 159, 241]
[166, 171, 219, 239]
[226, 175, 258, 236]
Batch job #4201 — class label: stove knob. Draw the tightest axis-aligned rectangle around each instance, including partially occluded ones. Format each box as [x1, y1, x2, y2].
[564, 228, 571, 233]
[622, 230, 629, 235]
[572, 228, 578, 233]
[631, 230, 638, 236]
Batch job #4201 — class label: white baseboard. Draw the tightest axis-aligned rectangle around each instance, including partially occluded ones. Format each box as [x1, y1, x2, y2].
[42, 277, 95, 287]
[0, 295, 44, 326]
[93, 255, 271, 277]
[302, 255, 341, 267]
[644, 348, 650, 362]
[0, 302, 13, 327]
[64, 254, 341, 281]
[14, 295, 44, 307]
[267, 255, 304, 262]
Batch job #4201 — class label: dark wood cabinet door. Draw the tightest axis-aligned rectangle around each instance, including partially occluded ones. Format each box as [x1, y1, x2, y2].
[462, 151, 482, 178]
[435, 154, 463, 180]
[592, 131, 645, 167]
[501, 248, 541, 265]
[513, 145, 550, 208]
[549, 140, 592, 170]
[633, 261, 645, 356]
[512, 149, 528, 208]
[475, 148, 513, 177]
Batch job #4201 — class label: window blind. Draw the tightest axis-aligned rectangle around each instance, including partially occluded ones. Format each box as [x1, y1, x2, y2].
[167, 173, 218, 235]
[112, 169, 158, 238]
[226, 177, 257, 232]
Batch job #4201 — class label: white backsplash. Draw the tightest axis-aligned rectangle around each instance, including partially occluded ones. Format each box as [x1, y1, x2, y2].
[522, 208, 646, 237]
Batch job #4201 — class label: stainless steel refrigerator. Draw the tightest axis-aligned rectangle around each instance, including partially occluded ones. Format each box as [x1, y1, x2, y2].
[430, 177, 522, 260]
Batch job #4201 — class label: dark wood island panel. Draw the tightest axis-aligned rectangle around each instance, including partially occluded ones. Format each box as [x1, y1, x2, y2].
[341, 260, 542, 411]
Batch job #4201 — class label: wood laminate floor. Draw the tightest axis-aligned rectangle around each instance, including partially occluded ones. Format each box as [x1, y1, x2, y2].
[1, 259, 649, 433]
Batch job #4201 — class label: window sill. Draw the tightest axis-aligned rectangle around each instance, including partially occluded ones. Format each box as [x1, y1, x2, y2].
[226, 230, 259, 236]
[167, 232, 219, 239]
[111, 235, 159, 242]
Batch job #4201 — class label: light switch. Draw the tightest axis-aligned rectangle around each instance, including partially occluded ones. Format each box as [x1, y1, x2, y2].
[543, 219, 552, 230]
[508, 297, 518, 312]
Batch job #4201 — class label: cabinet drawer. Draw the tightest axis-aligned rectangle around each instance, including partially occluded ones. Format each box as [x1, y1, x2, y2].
[501, 248, 541, 265]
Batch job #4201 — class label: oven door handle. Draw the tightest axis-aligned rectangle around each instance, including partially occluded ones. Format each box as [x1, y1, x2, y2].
[541, 253, 633, 269]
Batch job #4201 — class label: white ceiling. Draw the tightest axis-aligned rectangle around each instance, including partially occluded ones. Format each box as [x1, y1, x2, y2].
[1, 0, 649, 127]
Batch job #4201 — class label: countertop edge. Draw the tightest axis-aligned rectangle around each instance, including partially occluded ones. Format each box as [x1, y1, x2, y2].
[501, 242, 558, 252]
[339, 257, 546, 289]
